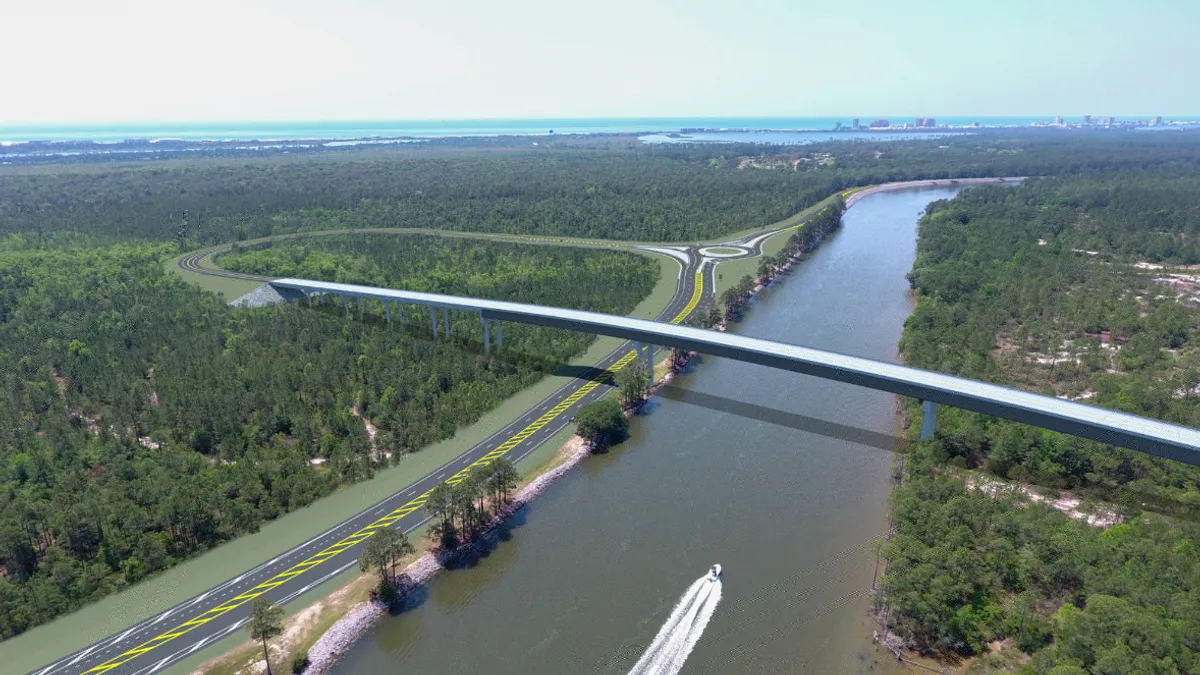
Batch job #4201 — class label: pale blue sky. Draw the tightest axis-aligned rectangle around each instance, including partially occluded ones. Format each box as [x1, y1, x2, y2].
[3, 0, 1197, 123]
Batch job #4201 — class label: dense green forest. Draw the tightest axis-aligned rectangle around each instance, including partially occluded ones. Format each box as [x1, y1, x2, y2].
[0, 234, 656, 639]
[7, 132, 1200, 649]
[882, 171, 1200, 672]
[886, 463, 1198, 673]
[5, 131, 1200, 245]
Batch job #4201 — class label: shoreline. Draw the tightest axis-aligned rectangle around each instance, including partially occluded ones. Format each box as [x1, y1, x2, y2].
[188, 178, 1024, 675]
[244, 382, 685, 675]
[843, 176, 1024, 209]
[302, 436, 595, 675]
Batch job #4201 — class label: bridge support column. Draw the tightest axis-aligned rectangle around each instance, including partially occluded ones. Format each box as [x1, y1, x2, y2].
[920, 400, 938, 441]
[495, 320, 502, 346]
[481, 312, 491, 353]
[430, 307, 438, 338]
[357, 297, 362, 318]
[343, 296, 350, 318]
[444, 308, 450, 336]
[384, 300, 390, 324]
[307, 293, 312, 308]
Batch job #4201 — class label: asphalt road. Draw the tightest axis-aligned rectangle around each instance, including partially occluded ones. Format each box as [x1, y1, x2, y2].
[40, 191, 858, 675]
[40, 251, 706, 675]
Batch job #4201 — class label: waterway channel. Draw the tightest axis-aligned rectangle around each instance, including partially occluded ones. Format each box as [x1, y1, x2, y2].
[327, 186, 967, 674]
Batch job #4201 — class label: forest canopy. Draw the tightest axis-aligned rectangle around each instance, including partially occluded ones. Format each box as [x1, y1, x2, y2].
[883, 170, 1200, 672]
[7, 132, 1200, 648]
[0, 234, 656, 639]
[4, 130, 1200, 245]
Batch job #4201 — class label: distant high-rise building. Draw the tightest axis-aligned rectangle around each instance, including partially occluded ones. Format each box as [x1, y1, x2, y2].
[833, 121, 841, 130]
[1054, 115, 1063, 126]
[915, 117, 926, 127]
[1084, 114, 1092, 124]
[1153, 116, 1163, 126]
[851, 118, 860, 129]
[923, 117, 936, 128]
[1106, 116, 1115, 126]
[868, 119, 890, 128]
[971, 121, 980, 128]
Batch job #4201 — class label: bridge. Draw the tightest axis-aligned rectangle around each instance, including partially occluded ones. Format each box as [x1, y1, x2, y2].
[271, 277, 1200, 466]
[33, 177, 1180, 675]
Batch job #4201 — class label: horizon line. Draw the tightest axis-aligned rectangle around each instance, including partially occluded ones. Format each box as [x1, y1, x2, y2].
[4, 114, 1196, 127]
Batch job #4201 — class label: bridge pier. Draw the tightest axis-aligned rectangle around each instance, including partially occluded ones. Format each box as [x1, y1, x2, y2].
[307, 293, 312, 308]
[444, 308, 450, 336]
[496, 320, 502, 346]
[263, 279, 1200, 465]
[357, 297, 362, 318]
[430, 307, 438, 338]
[481, 312, 491, 353]
[384, 300, 390, 324]
[920, 400, 938, 441]
[343, 296, 350, 317]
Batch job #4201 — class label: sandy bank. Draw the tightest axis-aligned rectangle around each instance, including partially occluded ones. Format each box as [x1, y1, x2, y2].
[844, 177, 1024, 209]
[300, 437, 592, 675]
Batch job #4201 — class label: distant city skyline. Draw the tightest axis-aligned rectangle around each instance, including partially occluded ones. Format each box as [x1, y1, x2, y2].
[3, 0, 1198, 125]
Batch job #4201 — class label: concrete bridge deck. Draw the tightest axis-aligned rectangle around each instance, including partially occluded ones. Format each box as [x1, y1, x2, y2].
[270, 278, 1200, 466]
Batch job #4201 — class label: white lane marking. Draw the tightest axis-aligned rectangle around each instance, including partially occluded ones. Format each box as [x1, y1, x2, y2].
[149, 653, 174, 674]
[64, 643, 99, 667]
[131, 621, 245, 675]
[150, 607, 177, 625]
[184, 635, 213, 656]
[636, 246, 691, 264]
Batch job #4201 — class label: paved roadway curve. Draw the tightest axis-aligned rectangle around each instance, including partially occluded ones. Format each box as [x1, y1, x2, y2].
[38, 178, 1015, 675]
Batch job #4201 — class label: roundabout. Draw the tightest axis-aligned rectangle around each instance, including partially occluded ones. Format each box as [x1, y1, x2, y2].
[698, 245, 750, 259]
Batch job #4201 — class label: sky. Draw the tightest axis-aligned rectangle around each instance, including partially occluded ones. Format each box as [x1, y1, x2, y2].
[2, 0, 1198, 124]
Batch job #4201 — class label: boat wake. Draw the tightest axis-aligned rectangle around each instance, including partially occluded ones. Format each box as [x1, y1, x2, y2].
[626, 570, 723, 675]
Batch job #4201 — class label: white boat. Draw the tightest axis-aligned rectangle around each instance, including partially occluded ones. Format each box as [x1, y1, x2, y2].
[707, 564, 722, 582]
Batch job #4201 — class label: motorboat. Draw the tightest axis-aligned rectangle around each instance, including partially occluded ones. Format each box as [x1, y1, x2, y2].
[707, 564, 722, 582]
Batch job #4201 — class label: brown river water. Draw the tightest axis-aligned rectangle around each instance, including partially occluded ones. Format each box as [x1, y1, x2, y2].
[327, 186, 965, 674]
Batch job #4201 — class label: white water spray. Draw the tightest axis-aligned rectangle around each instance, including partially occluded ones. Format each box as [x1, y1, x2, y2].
[627, 572, 723, 675]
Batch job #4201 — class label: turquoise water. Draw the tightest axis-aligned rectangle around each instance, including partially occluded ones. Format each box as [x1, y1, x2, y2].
[5, 116, 1197, 143]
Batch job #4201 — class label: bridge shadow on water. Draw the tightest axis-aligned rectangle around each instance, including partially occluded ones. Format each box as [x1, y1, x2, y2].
[655, 383, 907, 453]
[388, 506, 532, 616]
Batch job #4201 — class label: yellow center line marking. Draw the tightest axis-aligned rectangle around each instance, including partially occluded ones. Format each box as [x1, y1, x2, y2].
[85, 266, 705, 674]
